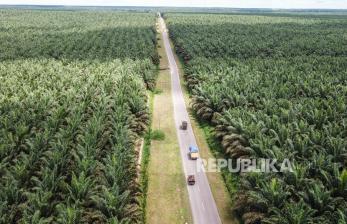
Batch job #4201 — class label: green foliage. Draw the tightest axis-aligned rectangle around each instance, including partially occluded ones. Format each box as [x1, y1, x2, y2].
[0, 10, 157, 223]
[0, 10, 159, 63]
[167, 12, 347, 224]
[150, 129, 166, 141]
[153, 88, 163, 94]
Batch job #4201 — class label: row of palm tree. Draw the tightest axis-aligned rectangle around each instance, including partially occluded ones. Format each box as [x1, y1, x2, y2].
[0, 58, 153, 223]
[0, 10, 159, 65]
[166, 12, 347, 224]
[166, 13, 347, 61]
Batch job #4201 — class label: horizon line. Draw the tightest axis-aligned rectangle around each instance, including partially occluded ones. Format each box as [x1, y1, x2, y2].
[0, 4, 346, 10]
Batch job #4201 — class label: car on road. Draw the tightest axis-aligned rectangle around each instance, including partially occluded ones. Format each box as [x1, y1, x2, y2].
[187, 175, 195, 185]
[181, 120, 187, 130]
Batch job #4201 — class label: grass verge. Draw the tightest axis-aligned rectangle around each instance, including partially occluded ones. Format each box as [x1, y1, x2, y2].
[140, 91, 154, 223]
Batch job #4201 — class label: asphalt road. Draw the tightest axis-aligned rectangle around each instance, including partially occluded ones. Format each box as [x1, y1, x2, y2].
[159, 16, 222, 224]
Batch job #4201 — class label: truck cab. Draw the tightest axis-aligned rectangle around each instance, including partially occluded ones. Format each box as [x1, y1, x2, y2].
[189, 146, 199, 160]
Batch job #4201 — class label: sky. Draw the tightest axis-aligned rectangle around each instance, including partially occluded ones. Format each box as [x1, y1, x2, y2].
[1, 0, 347, 9]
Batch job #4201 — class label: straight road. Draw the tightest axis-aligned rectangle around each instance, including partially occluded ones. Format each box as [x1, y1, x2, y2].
[159, 15, 222, 224]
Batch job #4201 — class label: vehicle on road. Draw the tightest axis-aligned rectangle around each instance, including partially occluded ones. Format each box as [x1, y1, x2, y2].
[189, 145, 199, 160]
[181, 120, 187, 130]
[187, 175, 195, 185]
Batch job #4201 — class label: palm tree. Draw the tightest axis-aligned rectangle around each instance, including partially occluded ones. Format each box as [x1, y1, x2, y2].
[56, 204, 82, 224]
[263, 200, 315, 224]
